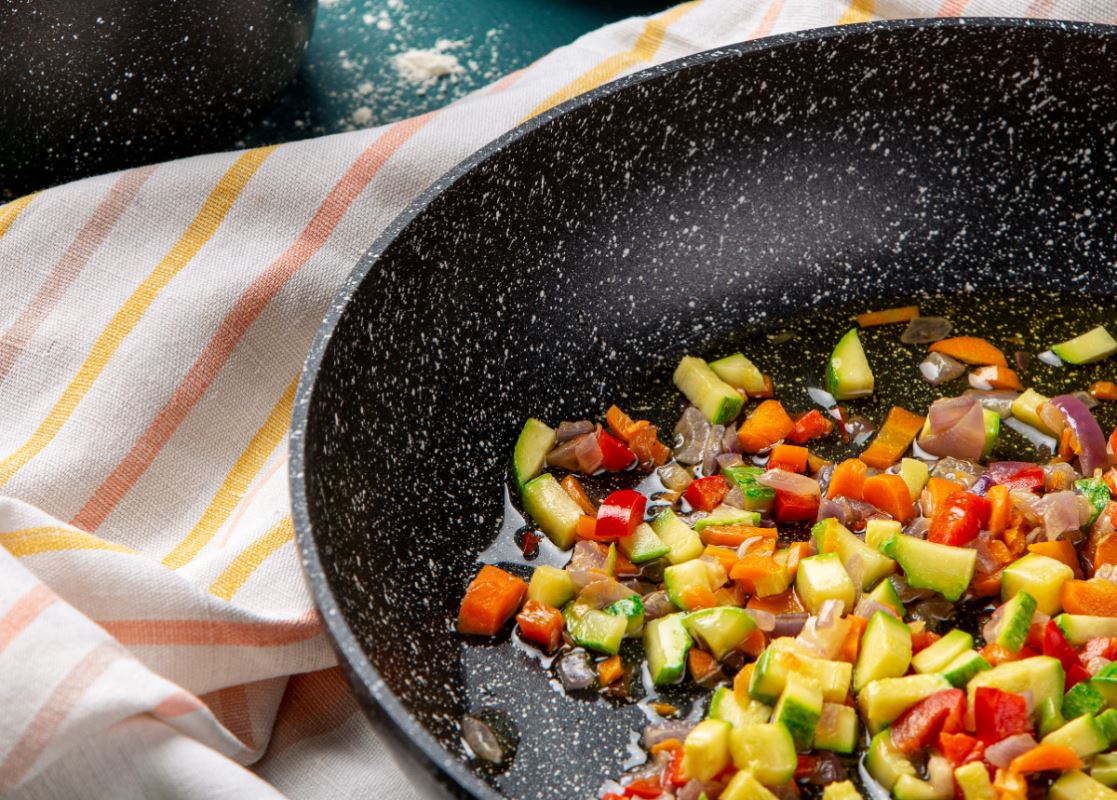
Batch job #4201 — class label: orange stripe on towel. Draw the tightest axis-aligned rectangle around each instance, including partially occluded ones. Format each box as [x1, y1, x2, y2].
[98, 609, 322, 648]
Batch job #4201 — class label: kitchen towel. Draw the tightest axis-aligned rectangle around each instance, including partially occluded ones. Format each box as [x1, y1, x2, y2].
[0, 1, 1112, 797]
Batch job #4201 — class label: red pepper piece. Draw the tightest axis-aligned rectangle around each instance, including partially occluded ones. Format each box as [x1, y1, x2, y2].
[928, 493, 991, 547]
[772, 489, 820, 523]
[597, 428, 635, 471]
[999, 466, 1045, 493]
[684, 475, 729, 513]
[595, 489, 646, 541]
[1043, 620, 1091, 690]
[795, 755, 817, 780]
[604, 794, 627, 800]
[515, 600, 564, 651]
[939, 732, 984, 766]
[666, 748, 688, 787]
[973, 686, 1030, 744]
[890, 689, 966, 753]
[787, 409, 834, 444]
[621, 778, 661, 798]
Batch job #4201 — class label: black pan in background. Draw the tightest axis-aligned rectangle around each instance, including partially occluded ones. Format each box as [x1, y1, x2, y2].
[290, 18, 1117, 800]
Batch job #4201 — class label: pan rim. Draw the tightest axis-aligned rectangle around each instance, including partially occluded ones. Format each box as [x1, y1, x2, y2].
[288, 16, 1117, 799]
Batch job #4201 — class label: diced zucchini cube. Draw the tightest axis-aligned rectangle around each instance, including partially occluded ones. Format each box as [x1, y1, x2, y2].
[644, 613, 692, 685]
[1051, 326, 1117, 365]
[1043, 714, 1110, 758]
[1064, 681, 1106, 720]
[710, 352, 767, 394]
[882, 534, 975, 602]
[855, 611, 913, 691]
[683, 606, 758, 660]
[796, 552, 855, 615]
[521, 473, 582, 549]
[664, 560, 714, 611]
[865, 728, 916, 791]
[729, 722, 797, 786]
[813, 702, 858, 754]
[822, 781, 863, 800]
[954, 761, 996, 800]
[941, 650, 991, 688]
[812, 518, 896, 590]
[513, 418, 556, 489]
[707, 685, 771, 727]
[1092, 753, 1117, 787]
[858, 674, 951, 731]
[682, 719, 732, 782]
[967, 656, 1065, 720]
[1002, 553, 1073, 616]
[721, 771, 780, 800]
[865, 519, 902, 552]
[618, 522, 670, 564]
[674, 355, 745, 424]
[899, 458, 929, 501]
[1050, 770, 1117, 800]
[651, 509, 704, 565]
[994, 591, 1036, 653]
[772, 671, 823, 749]
[526, 565, 575, 608]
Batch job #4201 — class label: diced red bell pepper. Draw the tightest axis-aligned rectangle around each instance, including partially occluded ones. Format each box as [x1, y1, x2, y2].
[973, 686, 1030, 744]
[597, 428, 635, 471]
[999, 466, 1044, 493]
[795, 755, 818, 780]
[939, 732, 983, 767]
[788, 409, 834, 444]
[515, 600, 564, 652]
[928, 493, 991, 547]
[773, 489, 820, 523]
[684, 475, 729, 513]
[621, 777, 662, 798]
[595, 489, 646, 541]
[604, 794, 627, 800]
[890, 689, 966, 753]
[1043, 620, 1091, 690]
[666, 748, 688, 787]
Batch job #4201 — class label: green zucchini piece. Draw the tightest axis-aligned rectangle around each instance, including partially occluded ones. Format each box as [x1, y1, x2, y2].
[865, 575, 906, 615]
[710, 352, 767, 394]
[1050, 770, 1117, 800]
[683, 719, 732, 782]
[855, 611, 913, 691]
[814, 702, 858, 754]
[812, 518, 896, 590]
[1002, 553, 1074, 616]
[894, 774, 951, 800]
[826, 328, 874, 401]
[723, 465, 776, 513]
[865, 728, 916, 791]
[749, 643, 853, 704]
[1093, 754, 1117, 788]
[728, 722, 797, 786]
[526, 565, 575, 608]
[707, 686, 772, 727]
[981, 408, 1000, 459]
[693, 506, 760, 531]
[967, 656, 1064, 719]
[954, 761, 996, 800]
[644, 613, 693, 686]
[618, 522, 670, 564]
[1042, 713, 1110, 758]
[795, 552, 856, 614]
[567, 609, 626, 655]
[674, 355, 745, 425]
[513, 418, 556, 490]
[865, 519, 903, 552]
[899, 458, 930, 501]
[1095, 708, 1117, 744]
[604, 595, 645, 637]
[912, 628, 972, 675]
[1077, 476, 1111, 526]
[664, 560, 715, 611]
[1051, 326, 1117, 365]
[1011, 388, 1059, 436]
[521, 473, 582, 549]
[771, 671, 823, 749]
[683, 606, 758, 660]
[941, 650, 991, 688]
[822, 781, 863, 800]
[882, 533, 975, 601]
[1064, 680, 1106, 720]
[1093, 662, 1117, 707]
[858, 674, 952, 731]
[995, 591, 1037, 653]
[1038, 696, 1066, 738]
[1057, 615, 1117, 647]
[651, 509, 704, 565]
[721, 771, 779, 800]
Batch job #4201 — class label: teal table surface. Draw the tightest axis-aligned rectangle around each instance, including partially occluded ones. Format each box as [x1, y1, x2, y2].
[243, 0, 673, 147]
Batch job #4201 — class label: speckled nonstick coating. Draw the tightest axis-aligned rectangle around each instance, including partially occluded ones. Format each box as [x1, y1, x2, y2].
[290, 18, 1117, 800]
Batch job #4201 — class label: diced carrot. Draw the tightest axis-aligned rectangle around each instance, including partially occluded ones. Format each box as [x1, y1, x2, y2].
[575, 514, 597, 540]
[785, 541, 815, 577]
[730, 555, 787, 593]
[747, 589, 804, 614]
[863, 474, 916, 523]
[649, 738, 683, 755]
[1061, 579, 1117, 616]
[614, 552, 640, 577]
[733, 663, 754, 705]
[458, 565, 527, 636]
[993, 768, 1027, 800]
[979, 643, 1036, 667]
[681, 586, 718, 610]
[688, 649, 720, 683]
[929, 336, 1008, 367]
[987, 484, 1011, 535]
[1105, 472, 1117, 497]
[1059, 426, 1078, 460]
[627, 426, 671, 467]
[970, 571, 1003, 598]
[807, 453, 832, 474]
[1091, 381, 1117, 401]
[827, 458, 868, 500]
[860, 407, 925, 470]
[737, 400, 795, 453]
[1002, 524, 1027, 559]
[597, 654, 624, 686]
[837, 614, 868, 663]
[1028, 540, 1081, 578]
[857, 305, 920, 328]
[700, 525, 777, 549]
[971, 366, 1024, 392]
[515, 599, 564, 651]
[1008, 744, 1083, 774]
[738, 629, 767, 658]
[922, 476, 964, 518]
[715, 584, 748, 607]
[561, 475, 597, 515]
[768, 443, 809, 473]
[704, 545, 741, 573]
[911, 627, 941, 654]
[1095, 534, 1117, 569]
[605, 405, 645, 440]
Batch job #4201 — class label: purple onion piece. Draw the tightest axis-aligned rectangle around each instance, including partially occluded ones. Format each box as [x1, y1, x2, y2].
[556, 652, 597, 692]
[986, 461, 1038, 484]
[642, 721, 695, 748]
[984, 733, 1037, 768]
[969, 474, 994, 497]
[771, 612, 809, 638]
[920, 396, 986, 460]
[1051, 394, 1110, 475]
[675, 407, 710, 465]
[555, 420, 594, 443]
[901, 316, 953, 344]
[964, 389, 1019, 418]
[1014, 350, 1033, 372]
[920, 352, 966, 385]
[462, 716, 504, 763]
[746, 607, 776, 631]
[641, 591, 676, 621]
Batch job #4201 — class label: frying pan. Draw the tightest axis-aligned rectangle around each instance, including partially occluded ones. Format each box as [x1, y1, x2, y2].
[290, 18, 1117, 800]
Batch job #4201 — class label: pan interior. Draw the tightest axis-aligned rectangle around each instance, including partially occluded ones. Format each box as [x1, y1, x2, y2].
[297, 21, 1117, 799]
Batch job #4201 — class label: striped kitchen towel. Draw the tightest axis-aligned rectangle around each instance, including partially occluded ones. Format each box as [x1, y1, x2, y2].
[0, 0, 1112, 797]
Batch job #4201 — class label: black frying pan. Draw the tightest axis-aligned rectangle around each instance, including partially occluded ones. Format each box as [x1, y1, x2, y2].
[290, 18, 1117, 799]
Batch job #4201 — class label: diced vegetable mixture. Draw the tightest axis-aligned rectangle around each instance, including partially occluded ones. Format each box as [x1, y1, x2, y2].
[459, 311, 1117, 800]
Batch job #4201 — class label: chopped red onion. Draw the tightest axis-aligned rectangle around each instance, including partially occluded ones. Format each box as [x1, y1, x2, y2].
[771, 612, 809, 638]
[555, 420, 594, 443]
[903, 516, 930, 540]
[679, 780, 718, 800]
[717, 453, 744, 472]
[845, 416, 878, 446]
[1051, 394, 1111, 475]
[642, 591, 676, 621]
[576, 578, 636, 610]
[928, 755, 954, 797]
[658, 462, 693, 492]
[1089, 657, 1112, 676]
[920, 352, 966, 385]
[1075, 391, 1101, 410]
[746, 608, 776, 631]
[854, 596, 900, 619]
[722, 424, 742, 454]
[984, 733, 1037, 768]
[702, 424, 726, 476]
[1014, 351, 1033, 371]
[1044, 490, 1085, 539]
[987, 461, 1038, 484]
[1037, 350, 1063, 367]
[1044, 462, 1081, 492]
[802, 751, 848, 785]
[756, 469, 821, 497]
[902, 316, 953, 344]
[642, 721, 695, 748]
[969, 474, 994, 497]
[675, 407, 711, 464]
[919, 396, 986, 460]
[910, 598, 955, 623]
[462, 716, 505, 763]
[817, 599, 842, 629]
[723, 485, 746, 509]
[574, 430, 604, 473]
[736, 536, 765, 558]
[808, 386, 837, 409]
